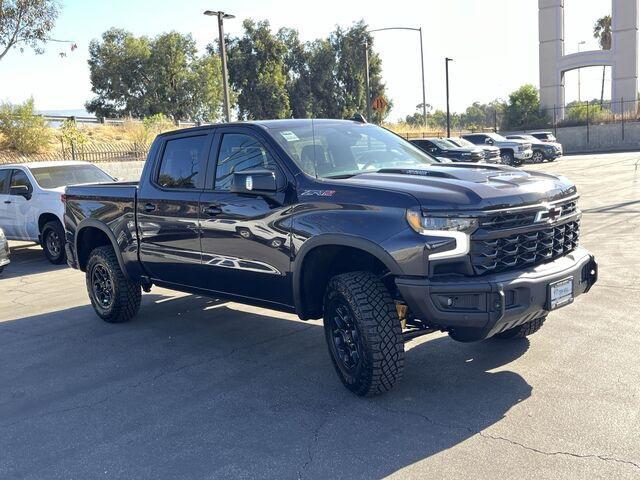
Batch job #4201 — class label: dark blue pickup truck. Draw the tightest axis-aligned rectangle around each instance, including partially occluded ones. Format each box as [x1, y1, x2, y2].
[64, 119, 597, 396]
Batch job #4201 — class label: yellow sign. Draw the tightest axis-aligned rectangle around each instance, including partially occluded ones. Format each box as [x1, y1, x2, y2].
[372, 96, 388, 112]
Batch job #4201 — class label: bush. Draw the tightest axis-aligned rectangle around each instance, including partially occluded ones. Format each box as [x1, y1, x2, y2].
[124, 113, 175, 149]
[0, 99, 52, 154]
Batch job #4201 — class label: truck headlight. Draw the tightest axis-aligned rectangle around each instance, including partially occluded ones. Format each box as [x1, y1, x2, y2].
[406, 210, 477, 260]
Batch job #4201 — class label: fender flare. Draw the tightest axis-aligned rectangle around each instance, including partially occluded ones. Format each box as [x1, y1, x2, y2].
[292, 234, 402, 317]
[75, 219, 129, 279]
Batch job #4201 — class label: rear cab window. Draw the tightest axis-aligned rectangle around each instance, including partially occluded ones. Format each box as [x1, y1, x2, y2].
[156, 135, 208, 189]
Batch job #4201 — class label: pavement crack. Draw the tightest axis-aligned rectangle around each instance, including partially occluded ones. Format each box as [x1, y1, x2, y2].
[376, 405, 640, 472]
[297, 405, 335, 480]
[479, 432, 640, 471]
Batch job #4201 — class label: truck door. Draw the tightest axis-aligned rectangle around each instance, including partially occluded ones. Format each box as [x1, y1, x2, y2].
[137, 131, 212, 286]
[0, 169, 11, 236]
[4, 169, 36, 240]
[197, 128, 293, 307]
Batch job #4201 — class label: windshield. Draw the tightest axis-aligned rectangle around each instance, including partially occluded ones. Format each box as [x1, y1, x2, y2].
[268, 121, 438, 178]
[31, 164, 114, 189]
[486, 132, 508, 142]
[429, 138, 457, 149]
[449, 137, 475, 148]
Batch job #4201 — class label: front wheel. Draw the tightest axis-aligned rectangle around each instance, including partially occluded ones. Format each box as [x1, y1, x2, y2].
[323, 271, 405, 397]
[500, 151, 516, 166]
[42, 221, 66, 264]
[86, 246, 141, 323]
[495, 316, 546, 339]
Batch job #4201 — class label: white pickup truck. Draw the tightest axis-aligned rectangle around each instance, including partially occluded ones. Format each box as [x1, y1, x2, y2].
[0, 161, 115, 264]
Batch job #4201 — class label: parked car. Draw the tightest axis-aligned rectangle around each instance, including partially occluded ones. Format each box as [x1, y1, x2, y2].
[409, 138, 485, 162]
[447, 136, 501, 163]
[64, 119, 597, 397]
[530, 131, 558, 143]
[0, 227, 9, 274]
[0, 161, 115, 264]
[462, 132, 533, 166]
[506, 134, 563, 163]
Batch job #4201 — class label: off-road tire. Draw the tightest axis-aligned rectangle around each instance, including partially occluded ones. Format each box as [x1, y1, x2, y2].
[42, 220, 66, 264]
[495, 316, 546, 339]
[323, 271, 405, 397]
[86, 246, 141, 323]
[501, 150, 516, 166]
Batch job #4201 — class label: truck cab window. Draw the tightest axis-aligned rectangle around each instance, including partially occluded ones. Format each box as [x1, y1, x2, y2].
[10, 170, 32, 193]
[157, 136, 207, 189]
[0, 169, 10, 194]
[215, 133, 276, 191]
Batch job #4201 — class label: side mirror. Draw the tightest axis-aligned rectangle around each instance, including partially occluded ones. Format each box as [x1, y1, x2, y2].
[10, 185, 31, 200]
[231, 169, 278, 196]
[484, 138, 493, 145]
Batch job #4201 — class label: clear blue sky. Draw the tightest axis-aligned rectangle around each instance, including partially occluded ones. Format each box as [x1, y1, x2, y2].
[0, 0, 614, 119]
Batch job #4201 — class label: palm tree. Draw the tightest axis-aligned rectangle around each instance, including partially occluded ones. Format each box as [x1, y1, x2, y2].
[593, 15, 612, 106]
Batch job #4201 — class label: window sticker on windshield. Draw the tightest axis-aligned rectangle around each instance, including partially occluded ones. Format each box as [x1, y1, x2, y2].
[280, 131, 299, 142]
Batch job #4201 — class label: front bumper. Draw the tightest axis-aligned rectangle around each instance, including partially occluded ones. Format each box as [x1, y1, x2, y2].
[515, 149, 534, 160]
[396, 247, 597, 341]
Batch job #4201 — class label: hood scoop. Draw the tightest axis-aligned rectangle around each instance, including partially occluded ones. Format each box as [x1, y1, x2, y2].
[375, 168, 456, 179]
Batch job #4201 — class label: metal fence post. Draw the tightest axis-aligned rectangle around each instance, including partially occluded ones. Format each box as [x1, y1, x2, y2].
[493, 110, 497, 133]
[553, 105, 557, 137]
[70, 140, 76, 161]
[621, 97, 625, 141]
[586, 101, 590, 144]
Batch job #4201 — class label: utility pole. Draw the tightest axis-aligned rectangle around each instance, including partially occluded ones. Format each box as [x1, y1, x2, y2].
[204, 10, 235, 122]
[445, 57, 453, 137]
[364, 40, 372, 122]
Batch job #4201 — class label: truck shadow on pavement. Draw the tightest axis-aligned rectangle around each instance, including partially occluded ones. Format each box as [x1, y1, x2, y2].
[0, 293, 532, 479]
[1, 242, 67, 280]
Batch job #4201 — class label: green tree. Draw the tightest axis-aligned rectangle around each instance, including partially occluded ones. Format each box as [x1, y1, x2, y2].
[278, 27, 313, 118]
[502, 84, 549, 130]
[227, 19, 291, 119]
[593, 15, 612, 106]
[86, 29, 152, 118]
[0, 98, 51, 153]
[0, 0, 60, 61]
[330, 21, 390, 123]
[86, 29, 225, 122]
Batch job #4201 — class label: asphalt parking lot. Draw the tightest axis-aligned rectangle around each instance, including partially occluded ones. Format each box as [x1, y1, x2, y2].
[1, 152, 639, 479]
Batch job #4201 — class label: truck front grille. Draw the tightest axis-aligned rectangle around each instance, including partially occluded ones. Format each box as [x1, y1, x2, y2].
[470, 219, 580, 275]
[480, 199, 578, 231]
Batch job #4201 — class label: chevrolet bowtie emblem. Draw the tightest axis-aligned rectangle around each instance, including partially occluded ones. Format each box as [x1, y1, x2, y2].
[535, 205, 562, 223]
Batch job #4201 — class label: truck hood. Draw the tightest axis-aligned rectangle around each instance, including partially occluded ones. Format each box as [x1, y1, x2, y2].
[344, 164, 576, 211]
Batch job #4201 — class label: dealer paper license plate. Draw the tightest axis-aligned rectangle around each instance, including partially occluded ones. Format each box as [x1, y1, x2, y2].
[549, 277, 574, 309]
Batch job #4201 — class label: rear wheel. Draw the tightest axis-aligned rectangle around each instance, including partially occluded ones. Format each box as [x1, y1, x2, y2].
[531, 150, 545, 164]
[323, 271, 404, 397]
[42, 221, 66, 264]
[495, 316, 546, 339]
[86, 246, 141, 323]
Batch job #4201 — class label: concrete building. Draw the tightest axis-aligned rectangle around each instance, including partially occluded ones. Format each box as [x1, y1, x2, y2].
[538, 0, 638, 117]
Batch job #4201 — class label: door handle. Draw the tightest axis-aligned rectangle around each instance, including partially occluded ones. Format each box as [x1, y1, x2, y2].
[3, 200, 10, 204]
[143, 203, 157, 213]
[203, 205, 222, 216]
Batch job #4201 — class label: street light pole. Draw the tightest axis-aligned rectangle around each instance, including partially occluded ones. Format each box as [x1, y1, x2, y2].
[419, 28, 427, 127]
[369, 27, 428, 127]
[577, 40, 586, 102]
[204, 10, 235, 122]
[445, 57, 453, 137]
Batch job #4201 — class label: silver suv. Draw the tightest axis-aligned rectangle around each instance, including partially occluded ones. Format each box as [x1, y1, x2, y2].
[462, 132, 533, 166]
